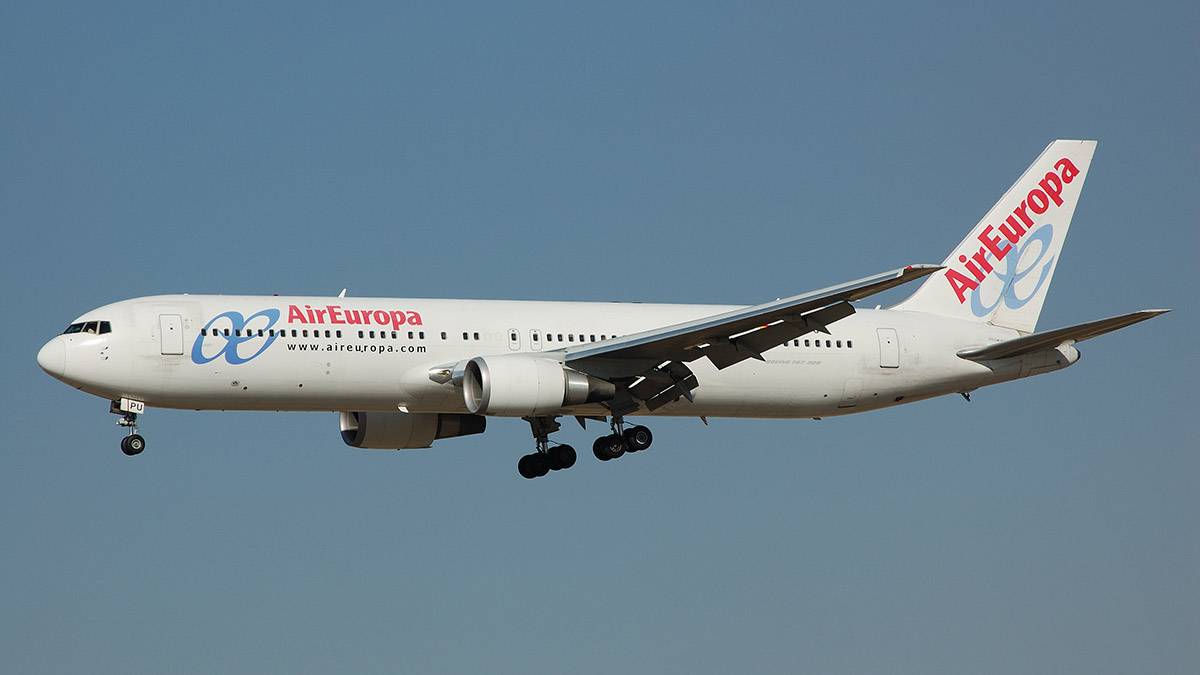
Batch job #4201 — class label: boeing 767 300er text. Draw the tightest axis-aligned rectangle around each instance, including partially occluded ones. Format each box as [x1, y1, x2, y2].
[38, 140, 1167, 478]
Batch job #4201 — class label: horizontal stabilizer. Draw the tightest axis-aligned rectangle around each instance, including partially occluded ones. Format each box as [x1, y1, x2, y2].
[957, 309, 1169, 361]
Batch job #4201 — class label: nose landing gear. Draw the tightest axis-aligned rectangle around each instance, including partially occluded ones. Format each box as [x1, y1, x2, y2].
[111, 400, 146, 456]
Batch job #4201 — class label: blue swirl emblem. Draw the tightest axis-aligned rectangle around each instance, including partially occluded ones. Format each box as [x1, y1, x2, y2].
[191, 309, 281, 365]
[970, 224, 1056, 318]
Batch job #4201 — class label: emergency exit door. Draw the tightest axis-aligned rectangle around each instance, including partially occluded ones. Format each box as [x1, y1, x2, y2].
[160, 314, 184, 355]
[877, 328, 899, 368]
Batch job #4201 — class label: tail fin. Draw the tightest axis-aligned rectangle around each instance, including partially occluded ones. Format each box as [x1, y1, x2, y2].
[893, 139, 1097, 333]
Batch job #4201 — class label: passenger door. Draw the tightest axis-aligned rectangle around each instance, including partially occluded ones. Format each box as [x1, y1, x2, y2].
[159, 314, 184, 355]
[877, 328, 899, 368]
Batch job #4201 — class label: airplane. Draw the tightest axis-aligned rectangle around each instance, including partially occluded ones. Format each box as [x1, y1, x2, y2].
[37, 139, 1168, 478]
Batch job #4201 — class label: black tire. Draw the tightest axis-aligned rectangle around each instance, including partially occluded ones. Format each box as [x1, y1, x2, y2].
[623, 425, 653, 452]
[549, 444, 576, 470]
[530, 453, 551, 477]
[517, 454, 539, 479]
[592, 436, 611, 461]
[593, 434, 625, 461]
[121, 434, 145, 456]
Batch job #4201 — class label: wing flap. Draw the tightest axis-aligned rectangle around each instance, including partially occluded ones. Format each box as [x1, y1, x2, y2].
[958, 309, 1169, 361]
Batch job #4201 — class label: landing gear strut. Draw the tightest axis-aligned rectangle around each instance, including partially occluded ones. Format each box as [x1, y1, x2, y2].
[592, 416, 652, 462]
[517, 416, 576, 479]
[111, 400, 146, 456]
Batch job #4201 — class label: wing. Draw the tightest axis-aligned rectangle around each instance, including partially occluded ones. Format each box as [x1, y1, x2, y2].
[956, 309, 1169, 361]
[561, 264, 941, 413]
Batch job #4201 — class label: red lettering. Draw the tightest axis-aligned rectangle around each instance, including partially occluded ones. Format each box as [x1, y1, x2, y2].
[1026, 188, 1049, 214]
[345, 310, 362, 325]
[373, 310, 390, 326]
[946, 269, 978, 303]
[970, 247, 994, 274]
[1014, 200, 1034, 228]
[305, 305, 316, 322]
[327, 306, 344, 324]
[390, 311, 407, 331]
[959, 254, 985, 282]
[314, 308, 328, 323]
[977, 225, 1012, 261]
[999, 214, 1025, 243]
[1038, 171, 1064, 206]
[287, 305, 307, 323]
[1055, 157, 1079, 183]
[406, 311, 423, 326]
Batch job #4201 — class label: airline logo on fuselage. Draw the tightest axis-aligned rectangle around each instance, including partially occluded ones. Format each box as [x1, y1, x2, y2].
[287, 304, 423, 332]
[945, 156, 1080, 315]
[191, 304, 425, 365]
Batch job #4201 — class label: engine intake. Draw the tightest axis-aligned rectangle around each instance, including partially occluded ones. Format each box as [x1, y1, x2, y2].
[339, 411, 486, 449]
[463, 355, 615, 416]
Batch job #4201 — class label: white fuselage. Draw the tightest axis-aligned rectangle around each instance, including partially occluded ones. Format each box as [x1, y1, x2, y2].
[40, 294, 1074, 419]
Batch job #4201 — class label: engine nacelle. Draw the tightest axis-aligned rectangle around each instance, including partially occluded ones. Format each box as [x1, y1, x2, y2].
[339, 411, 486, 449]
[462, 355, 615, 416]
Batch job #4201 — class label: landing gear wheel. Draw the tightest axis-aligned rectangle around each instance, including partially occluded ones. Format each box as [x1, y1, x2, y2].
[592, 434, 625, 461]
[120, 434, 145, 456]
[623, 425, 653, 452]
[518, 453, 551, 479]
[548, 444, 577, 470]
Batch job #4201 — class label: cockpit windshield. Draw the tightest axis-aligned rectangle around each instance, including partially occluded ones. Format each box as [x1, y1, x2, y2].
[63, 321, 112, 335]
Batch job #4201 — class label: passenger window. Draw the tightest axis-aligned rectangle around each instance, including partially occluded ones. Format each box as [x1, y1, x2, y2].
[473, 332, 480, 340]
[408, 331, 414, 339]
[358, 331, 364, 338]
[369, 331, 375, 338]
[847, 340, 853, 348]
[837, 340, 842, 348]
[391, 331, 397, 339]
[303, 330, 309, 337]
[568, 335, 575, 342]
[224, 329, 231, 337]
[419, 332, 425, 339]
[557, 334, 563, 342]
[462, 332, 469, 340]
[291, 330, 298, 337]
[257, 329, 264, 337]
[590, 335, 596, 342]
[826, 340, 831, 347]
[805, 339, 810, 346]
[441, 332, 447, 340]
[336, 330, 342, 338]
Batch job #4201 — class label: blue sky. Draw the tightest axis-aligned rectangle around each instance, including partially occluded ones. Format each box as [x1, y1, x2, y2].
[2, 2, 1196, 673]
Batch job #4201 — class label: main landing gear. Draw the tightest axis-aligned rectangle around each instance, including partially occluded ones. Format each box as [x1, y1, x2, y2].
[592, 417, 653, 462]
[110, 400, 146, 456]
[516, 416, 655, 479]
[518, 417, 577, 479]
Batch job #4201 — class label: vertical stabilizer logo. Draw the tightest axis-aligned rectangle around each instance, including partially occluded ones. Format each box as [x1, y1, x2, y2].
[945, 156, 1080, 314]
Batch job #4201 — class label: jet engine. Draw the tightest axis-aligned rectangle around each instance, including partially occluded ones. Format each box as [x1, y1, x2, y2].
[462, 354, 615, 416]
[339, 411, 486, 449]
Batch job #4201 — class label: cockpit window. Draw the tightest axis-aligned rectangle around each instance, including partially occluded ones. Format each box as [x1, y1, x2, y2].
[62, 321, 112, 335]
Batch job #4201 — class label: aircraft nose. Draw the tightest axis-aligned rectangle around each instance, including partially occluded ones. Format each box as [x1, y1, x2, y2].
[37, 338, 66, 379]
